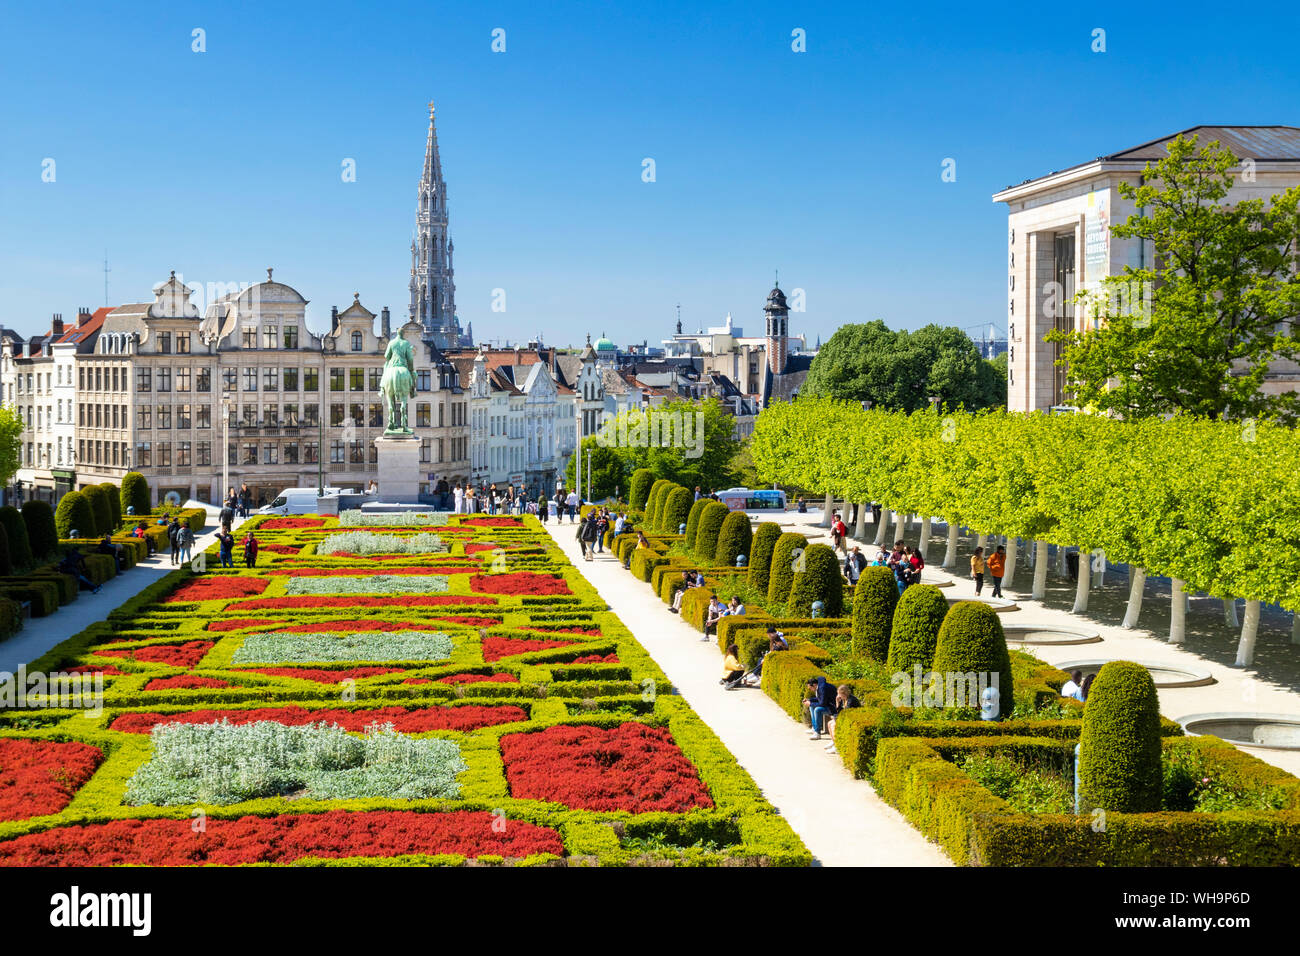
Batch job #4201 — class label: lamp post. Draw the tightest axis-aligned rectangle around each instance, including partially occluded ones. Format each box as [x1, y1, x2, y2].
[574, 403, 582, 504]
[222, 397, 230, 504]
[317, 405, 325, 498]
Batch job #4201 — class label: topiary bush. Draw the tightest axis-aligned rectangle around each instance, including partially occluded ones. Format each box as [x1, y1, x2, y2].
[629, 468, 655, 511]
[747, 521, 782, 596]
[787, 543, 844, 617]
[99, 481, 122, 529]
[0, 506, 33, 570]
[662, 485, 693, 535]
[54, 491, 95, 540]
[714, 510, 753, 569]
[1078, 661, 1163, 813]
[121, 471, 151, 517]
[885, 584, 948, 676]
[22, 501, 58, 560]
[766, 532, 808, 605]
[82, 484, 112, 537]
[852, 566, 898, 660]
[645, 479, 671, 529]
[0, 522, 11, 577]
[930, 601, 1015, 719]
[684, 498, 709, 551]
[692, 502, 730, 563]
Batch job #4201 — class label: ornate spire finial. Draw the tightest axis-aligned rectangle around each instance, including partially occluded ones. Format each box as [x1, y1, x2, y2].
[267, 267, 273, 282]
[353, 291, 360, 301]
[169, 270, 175, 280]
[774, 269, 779, 288]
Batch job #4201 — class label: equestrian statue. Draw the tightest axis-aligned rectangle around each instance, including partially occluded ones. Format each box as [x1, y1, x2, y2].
[380, 336, 416, 436]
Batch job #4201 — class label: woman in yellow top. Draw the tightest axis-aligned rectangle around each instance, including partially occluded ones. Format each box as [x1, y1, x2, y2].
[721, 643, 746, 689]
[970, 546, 985, 596]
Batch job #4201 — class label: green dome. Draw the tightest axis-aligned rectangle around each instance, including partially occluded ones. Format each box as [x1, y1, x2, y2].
[595, 333, 616, 351]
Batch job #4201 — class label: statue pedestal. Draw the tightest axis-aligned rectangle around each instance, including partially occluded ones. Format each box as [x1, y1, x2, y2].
[374, 435, 422, 503]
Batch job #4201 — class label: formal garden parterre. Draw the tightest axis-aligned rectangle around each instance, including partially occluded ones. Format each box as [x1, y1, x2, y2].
[0, 512, 808, 867]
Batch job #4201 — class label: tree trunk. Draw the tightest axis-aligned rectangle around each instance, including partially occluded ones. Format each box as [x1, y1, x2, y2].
[1055, 543, 1067, 577]
[1223, 597, 1240, 628]
[1235, 599, 1261, 667]
[1169, 578, 1187, 644]
[975, 533, 987, 554]
[1121, 567, 1146, 629]
[1031, 540, 1049, 600]
[918, 516, 932, 557]
[942, 520, 958, 568]
[893, 510, 907, 547]
[1002, 537, 1018, 589]
[820, 492, 833, 528]
[872, 506, 887, 546]
[1072, 547, 1091, 613]
[1094, 549, 1106, 587]
[853, 501, 868, 541]
[1293, 612, 1300, 646]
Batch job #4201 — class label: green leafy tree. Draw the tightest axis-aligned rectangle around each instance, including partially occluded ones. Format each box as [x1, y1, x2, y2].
[564, 437, 628, 501]
[851, 566, 898, 660]
[747, 522, 783, 596]
[766, 532, 808, 605]
[98, 482, 122, 530]
[931, 602, 1015, 718]
[662, 485, 693, 535]
[82, 484, 112, 537]
[628, 468, 656, 510]
[0, 407, 21, 488]
[787, 543, 844, 617]
[693, 501, 729, 563]
[596, 398, 739, 492]
[885, 584, 948, 675]
[1052, 134, 1300, 424]
[684, 497, 708, 550]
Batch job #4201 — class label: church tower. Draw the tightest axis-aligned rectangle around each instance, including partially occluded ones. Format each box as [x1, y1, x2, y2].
[764, 281, 789, 375]
[408, 101, 463, 348]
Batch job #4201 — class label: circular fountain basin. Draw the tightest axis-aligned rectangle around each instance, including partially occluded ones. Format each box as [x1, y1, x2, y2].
[1179, 713, 1300, 750]
[1056, 659, 1215, 689]
[945, 594, 1018, 612]
[1003, 624, 1102, 646]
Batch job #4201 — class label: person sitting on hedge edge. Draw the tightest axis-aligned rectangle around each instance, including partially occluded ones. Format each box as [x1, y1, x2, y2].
[727, 595, 745, 616]
[58, 549, 100, 594]
[803, 675, 838, 740]
[822, 684, 862, 755]
[703, 595, 727, 641]
[97, 533, 127, 572]
[720, 643, 746, 688]
[733, 628, 788, 690]
[669, 570, 698, 614]
[131, 522, 156, 557]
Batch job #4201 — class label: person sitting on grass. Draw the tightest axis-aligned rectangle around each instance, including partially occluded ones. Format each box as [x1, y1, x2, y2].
[720, 643, 746, 688]
[803, 675, 838, 741]
[822, 684, 863, 755]
[58, 549, 100, 594]
[703, 595, 727, 641]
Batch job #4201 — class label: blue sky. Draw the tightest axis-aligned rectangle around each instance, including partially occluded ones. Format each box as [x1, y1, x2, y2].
[3, 1, 1299, 346]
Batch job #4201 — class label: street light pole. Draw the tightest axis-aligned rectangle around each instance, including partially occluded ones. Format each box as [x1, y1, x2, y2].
[317, 406, 325, 497]
[574, 404, 582, 504]
[222, 397, 230, 504]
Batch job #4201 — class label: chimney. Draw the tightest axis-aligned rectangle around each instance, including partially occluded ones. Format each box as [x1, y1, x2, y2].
[51, 313, 64, 336]
[381, 307, 391, 338]
[77, 306, 91, 327]
[330, 306, 339, 333]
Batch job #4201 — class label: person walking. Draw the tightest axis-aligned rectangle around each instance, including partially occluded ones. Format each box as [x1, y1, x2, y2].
[566, 488, 580, 523]
[453, 483, 464, 515]
[177, 524, 195, 566]
[167, 518, 182, 566]
[218, 529, 235, 568]
[970, 546, 986, 595]
[987, 544, 1007, 598]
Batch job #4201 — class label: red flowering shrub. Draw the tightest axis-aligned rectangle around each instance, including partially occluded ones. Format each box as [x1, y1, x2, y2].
[99, 641, 214, 668]
[0, 739, 103, 822]
[570, 653, 620, 664]
[432, 616, 501, 627]
[232, 595, 496, 611]
[164, 576, 267, 603]
[111, 703, 528, 735]
[237, 667, 403, 683]
[260, 517, 325, 529]
[500, 724, 713, 813]
[63, 665, 126, 677]
[144, 676, 233, 691]
[482, 636, 576, 662]
[273, 619, 441, 633]
[0, 810, 564, 865]
[436, 672, 520, 685]
[269, 566, 471, 576]
[258, 543, 301, 555]
[208, 618, 286, 632]
[464, 542, 500, 555]
[529, 625, 603, 636]
[470, 572, 570, 596]
[463, 517, 524, 528]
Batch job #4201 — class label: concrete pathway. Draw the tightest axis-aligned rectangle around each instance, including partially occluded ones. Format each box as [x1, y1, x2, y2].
[545, 518, 950, 867]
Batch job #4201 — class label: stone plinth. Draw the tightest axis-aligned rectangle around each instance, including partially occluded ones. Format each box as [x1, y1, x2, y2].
[374, 435, 422, 503]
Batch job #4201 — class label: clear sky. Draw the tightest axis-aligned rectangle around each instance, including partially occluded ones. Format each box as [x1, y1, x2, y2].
[3, 1, 1299, 346]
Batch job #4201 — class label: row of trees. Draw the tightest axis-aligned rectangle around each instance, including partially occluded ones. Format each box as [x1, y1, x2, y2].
[751, 397, 1300, 665]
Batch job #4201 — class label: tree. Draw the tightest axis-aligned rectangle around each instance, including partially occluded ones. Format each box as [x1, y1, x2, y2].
[564, 436, 627, 500]
[1052, 134, 1300, 424]
[713, 510, 753, 568]
[596, 398, 740, 493]
[662, 485, 693, 535]
[628, 468, 656, 510]
[0, 406, 22, 488]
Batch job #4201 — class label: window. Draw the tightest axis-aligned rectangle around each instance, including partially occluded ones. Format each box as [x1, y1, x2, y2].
[157, 441, 171, 467]
[242, 328, 257, 349]
[176, 368, 191, 392]
[157, 406, 172, 429]
[222, 368, 237, 392]
[349, 403, 363, 427]
[136, 407, 152, 429]
[157, 367, 171, 392]
[242, 404, 257, 426]
[368, 403, 382, 427]
[177, 332, 191, 354]
[283, 367, 298, 391]
[136, 368, 151, 392]
[417, 370, 431, 391]
[303, 440, 319, 464]
[197, 405, 211, 429]
[197, 441, 211, 466]
[78, 368, 85, 390]
[303, 368, 319, 391]
[176, 404, 191, 429]
[284, 403, 299, 426]
[284, 326, 299, 349]
[284, 442, 299, 464]
[416, 403, 431, 427]
[349, 368, 364, 391]
[228, 442, 237, 466]
[351, 330, 363, 351]
[263, 404, 279, 427]
[197, 368, 211, 392]
[263, 326, 278, 349]
[177, 441, 192, 467]
[242, 367, 258, 391]
[420, 439, 431, 463]
[263, 443, 278, 465]
[438, 402, 444, 427]
[303, 404, 319, 427]
[263, 367, 279, 391]
[330, 403, 345, 426]
[94, 367, 102, 390]
[135, 441, 151, 467]
[158, 332, 171, 354]
[242, 442, 257, 465]
[330, 440, 345, 464]
[330, 368, 344, 391]
[368, 368, 381, 391]
[369, 442, 377, 464]
[349, 440, 365, 463]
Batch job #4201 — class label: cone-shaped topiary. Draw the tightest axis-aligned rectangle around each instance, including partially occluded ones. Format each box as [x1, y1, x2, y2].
[693, 501, 730, 563]
[684, 498, 709, 551]
[662, 485, 693, 535]
[852, 566, 899, 660]
[645, 479, 671, 528]
[788, 543, 844, 617]
[714, 510, 753, 568]
[0, 522, 11, 576]
[121, 471, 151, 517]
[747, 522, 782, 596]
[22, 501, 58, 560]
[82, 484, 112, 537]
[766, 532, 808, 605]
[1078, 661, 1163, 813]
[931, 601, 1015, 719]
[98, 482, 122, 530]
[54, 491, 95, 540]
[629, 468, 655, 511]
[885, 584, 948, 675]
[0, 506, 33, 570]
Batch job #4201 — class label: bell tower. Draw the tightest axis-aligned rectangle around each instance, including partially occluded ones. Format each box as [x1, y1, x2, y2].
[764, 279, 789, 375]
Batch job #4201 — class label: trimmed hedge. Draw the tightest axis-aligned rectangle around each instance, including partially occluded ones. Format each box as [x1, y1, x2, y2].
[645, 480, 671, 530]
[1078, 661, 1163, 813]
[662, 486, 693, 536]
[766, 532, 807, 605]
[787, 543, 843, 618]
[82, 484, 113, 537]
[692, 502, 729, 564]
[22, 501, 59, 560]
[628, 468, 655, 511]
[884, 584, 948, 676]
[630, 547, 667, 583]
[0, 506, 34, 570]
[0, 596, 21, 640]
[99, 482, 122, 529]
[122, 471, 151, 517]
[684, 498, 709, 551]
[0, 522, 10, 577]
[747, 522, 782, 597]
[851, 566, 898, 660]
[713, 511, 752, 569]
[931, 601, 1015, 719]
[54, 492, 96, 540]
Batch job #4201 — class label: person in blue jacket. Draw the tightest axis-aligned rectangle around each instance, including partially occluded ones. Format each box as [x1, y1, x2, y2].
[802, 676, 838, 740]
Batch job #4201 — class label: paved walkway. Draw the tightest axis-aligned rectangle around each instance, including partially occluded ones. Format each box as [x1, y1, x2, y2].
[544, 518, 950, 867]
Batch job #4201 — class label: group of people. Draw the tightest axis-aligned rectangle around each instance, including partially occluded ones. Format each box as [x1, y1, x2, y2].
[1060, 669, 1094, 703]
[448, 481, 534, 516]
[575, 508, 621, 559]
[214, 487, 259, 568]
[969, 544, 1006, 598]
[719, 626, 788, 691]
[800, 676, 861, 755]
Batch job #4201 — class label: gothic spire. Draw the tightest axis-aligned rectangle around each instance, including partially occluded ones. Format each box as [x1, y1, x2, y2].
[409, 99, 461, 348]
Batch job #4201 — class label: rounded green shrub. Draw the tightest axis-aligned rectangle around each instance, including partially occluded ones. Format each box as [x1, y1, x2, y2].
[629, 468, 655, 511]
[684, 498, 709, 551]
[0, 522, 11, 576]
[692, 501, 729, 563]
[82, 484, 112, 537]
[931, 601, 1015, 719]
[885, 584, 948, 675]
[852, 566, 898, 660]
[747, 522, 782, 596]
[713, 510, 753, 568]
[662, 486, 693, 535]
[645, 479, 671, 529]
[0, 505, 33, 570]
[121, 471, 151, 517]
[98, 481, 122, 529]
[22, 501, 58, 560]
[54, 491, 95, 540]
[766, 532, 808, 604]
[1078, 661, 1163, 813]
[787, 543, 844, 617]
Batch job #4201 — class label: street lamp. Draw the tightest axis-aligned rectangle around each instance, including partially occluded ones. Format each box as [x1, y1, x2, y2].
[222, 397, 231, 504]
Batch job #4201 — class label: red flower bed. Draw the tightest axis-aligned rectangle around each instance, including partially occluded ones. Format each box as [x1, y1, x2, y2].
[0, 810, 564, 866]
[482, 636, 576, 662]
[209, 618, 286, 632]
[238, 667, 404, 684]
[144, 676, 233, 691]
[259, 517, 325, 529]
[164, 576, 267, 603]
[529, 625, 603, 636]
[470, 572, 570, 596]
[463, 517, 523, 528]
[0, 739, 103, 822]
[63, 664, 126, 677]
[110, 703, 528, 735]
[269, 566, 471, 576]
[99, 641, 214, 668]
[232, 595, 496, 611]
[570, 653, 619, 664]
[435, 672, 520, 685]
[258, 543, 301, 555]
[500, 724, 713, 813]
[432, 616, 501, 627]
[464, 542, 500, 555]
[273, 619, 442, 633]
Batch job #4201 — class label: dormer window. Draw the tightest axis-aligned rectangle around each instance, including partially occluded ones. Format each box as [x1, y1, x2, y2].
[352, 331, 363, 351]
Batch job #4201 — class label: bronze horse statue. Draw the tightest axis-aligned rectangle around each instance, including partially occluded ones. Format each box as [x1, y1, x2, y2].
[380, 337, 416, 435]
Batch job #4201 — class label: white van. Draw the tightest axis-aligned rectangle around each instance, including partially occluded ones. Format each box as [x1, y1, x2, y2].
[258, 487, 349, 516]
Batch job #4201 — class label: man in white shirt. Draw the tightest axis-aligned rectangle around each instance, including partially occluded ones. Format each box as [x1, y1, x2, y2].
[1060, 670, 1083, 700]
[565, 489, 580, 522]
